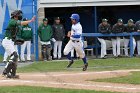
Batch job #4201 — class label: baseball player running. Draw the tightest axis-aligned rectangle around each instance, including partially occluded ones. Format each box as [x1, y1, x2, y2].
[63, 13, 88, 71]
[2, 10, 35, 78]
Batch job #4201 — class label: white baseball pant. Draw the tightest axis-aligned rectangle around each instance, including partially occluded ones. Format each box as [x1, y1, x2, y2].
[98, 38, 107, 58]
[20, 41, 31, 61]
[124, 37, 136, 56]
[53, 41, 62, 59]
[71, 49, 79, 57]
[111, 37, 121, 56]
[2, 38, 16, 58]
[3, 45, 20, 62]
[64, 40, 85, 58]
[137, 40, 140, 55]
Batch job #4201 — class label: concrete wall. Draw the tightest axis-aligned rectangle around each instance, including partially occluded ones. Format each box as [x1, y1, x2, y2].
[38, 8, 45, 60]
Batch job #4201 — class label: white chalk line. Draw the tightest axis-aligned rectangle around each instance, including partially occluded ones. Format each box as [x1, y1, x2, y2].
[19, 69, 140, 77]
[0, 80, 140, 90]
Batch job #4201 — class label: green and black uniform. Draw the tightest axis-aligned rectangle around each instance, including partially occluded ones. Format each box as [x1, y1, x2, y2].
[38, 23, 53, 60]
[5, 19, 21, 40]
[2, 18, 21, 78]
[38, 23, 53, 42]
[21, 25, 33, 41]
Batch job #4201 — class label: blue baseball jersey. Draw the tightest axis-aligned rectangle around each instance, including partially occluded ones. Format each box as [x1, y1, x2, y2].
[70, 22, 82, 41]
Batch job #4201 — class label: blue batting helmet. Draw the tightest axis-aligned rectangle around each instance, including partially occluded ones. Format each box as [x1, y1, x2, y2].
[70, 14, 80, 22]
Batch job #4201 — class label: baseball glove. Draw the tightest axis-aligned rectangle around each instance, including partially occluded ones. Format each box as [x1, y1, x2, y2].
[14, 38, 24, 45]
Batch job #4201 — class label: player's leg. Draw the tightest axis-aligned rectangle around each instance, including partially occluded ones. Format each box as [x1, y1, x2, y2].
[2, 39, 18, 78]
[124, 38, 129, 56]
[98, 38, 107, 58]
[41, 44, 47, 61]
[63, 40, 74, 67]
[58, 41, 62, 59]
[20, 41, 26, 62]
[14, 45, 20, 62]
[53, 41, 58, 59]
[71, 49, 74, 58]
[116, 37, 121, 56]
[46, 44, 52, 61]
[74, 41, 88, 71]
[8, 51, 18, 78]
[3, 52, 8, 63]
[132, 37, 136, 55]
[27, 41, 31, 61]
[112, 38, 117, 57]
[137, 40, 140, 55]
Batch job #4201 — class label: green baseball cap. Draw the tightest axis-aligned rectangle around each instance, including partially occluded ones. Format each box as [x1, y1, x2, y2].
[54, 17, 60, 20]
[118, 19, 123, 23]
[128, 19, 134, 23]
[102, 19, 108, 22]
[43, 18, 48, 21]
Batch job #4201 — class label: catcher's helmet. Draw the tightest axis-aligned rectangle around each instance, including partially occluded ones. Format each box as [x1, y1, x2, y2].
[70, 14, 80, 22]
[11, 10, 23, 20]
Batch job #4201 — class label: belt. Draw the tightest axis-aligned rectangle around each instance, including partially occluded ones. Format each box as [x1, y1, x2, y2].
[71, 40, 80, 43]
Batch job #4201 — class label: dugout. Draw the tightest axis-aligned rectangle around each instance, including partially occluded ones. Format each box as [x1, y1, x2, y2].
[36, 0, 140, 60]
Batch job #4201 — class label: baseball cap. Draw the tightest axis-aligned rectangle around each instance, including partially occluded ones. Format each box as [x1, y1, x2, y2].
[43, 18, 48, 21]
[102, 19, 108, 22]
[54, 17, 60, 20]
[118, 19, 123, 23]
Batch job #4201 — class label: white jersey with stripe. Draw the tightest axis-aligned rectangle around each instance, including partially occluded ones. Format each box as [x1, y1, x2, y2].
[70, 22, 82, 41]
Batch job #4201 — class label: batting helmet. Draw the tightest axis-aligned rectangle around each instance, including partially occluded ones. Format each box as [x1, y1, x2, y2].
[11, 10, 23, 20]
[70, 14, 80, 22]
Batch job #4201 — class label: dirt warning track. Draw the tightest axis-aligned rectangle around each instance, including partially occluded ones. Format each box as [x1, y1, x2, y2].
[0, 69, 140, 93]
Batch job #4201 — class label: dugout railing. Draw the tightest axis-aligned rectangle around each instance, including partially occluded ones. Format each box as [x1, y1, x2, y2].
[82, 32, 140, 58]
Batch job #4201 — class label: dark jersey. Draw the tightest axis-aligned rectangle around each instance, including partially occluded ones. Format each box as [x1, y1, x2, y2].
[98, 23, 111, 39]
[112, 24, 125, 33]
[5, 19, 21, 40]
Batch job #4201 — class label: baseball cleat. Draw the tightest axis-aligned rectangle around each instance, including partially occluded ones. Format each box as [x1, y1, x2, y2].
[83, 63, 88, 71]
[6, 74, 19, 79]
[67, 60, 74, 68]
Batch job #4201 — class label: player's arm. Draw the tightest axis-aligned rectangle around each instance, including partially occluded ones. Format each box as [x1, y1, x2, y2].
[20, 16, 36, 26]
[67, 31, 71, 37]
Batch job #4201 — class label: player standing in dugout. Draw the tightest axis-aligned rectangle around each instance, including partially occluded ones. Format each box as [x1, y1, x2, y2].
[2, 10, 35, 78]
[20, 18, 33, 62]
[111, 19, 125, 58]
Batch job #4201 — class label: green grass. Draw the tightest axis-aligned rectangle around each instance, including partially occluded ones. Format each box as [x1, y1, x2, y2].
[18, 58, 140, 73]
[92, 71, 140, 85]
[0, 86, 120, 93]
[0, 55, 3, 62]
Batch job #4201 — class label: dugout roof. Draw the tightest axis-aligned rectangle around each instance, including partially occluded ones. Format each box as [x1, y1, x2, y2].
[38, 0, 140, 9]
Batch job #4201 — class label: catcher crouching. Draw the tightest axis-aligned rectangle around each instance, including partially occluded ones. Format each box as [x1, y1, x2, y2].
[2, 10, 35, 78]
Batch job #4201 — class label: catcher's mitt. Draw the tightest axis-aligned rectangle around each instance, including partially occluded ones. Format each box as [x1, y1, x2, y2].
[14, 38, 24, 45]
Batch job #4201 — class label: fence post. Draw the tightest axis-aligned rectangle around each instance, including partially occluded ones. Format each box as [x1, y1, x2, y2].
[34, 0, 39, 61]
[130, 33, 133, 57]
[94, 6, 98, 58]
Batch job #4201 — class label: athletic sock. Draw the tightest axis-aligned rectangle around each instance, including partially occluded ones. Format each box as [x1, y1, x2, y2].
[67, 53, 73, 61]
[82, 56, 87, 64]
